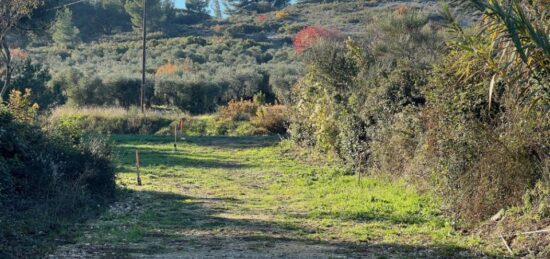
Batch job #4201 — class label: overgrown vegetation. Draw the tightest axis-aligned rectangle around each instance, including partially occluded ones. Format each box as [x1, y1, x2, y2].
[0, 90, 116, 258]
[47, 100, 288, 137]
[47, 106, 179, 134]
[289, 1, 548, 256]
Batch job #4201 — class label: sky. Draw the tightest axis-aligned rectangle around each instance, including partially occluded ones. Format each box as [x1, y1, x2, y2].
[174, 0, 185, 9]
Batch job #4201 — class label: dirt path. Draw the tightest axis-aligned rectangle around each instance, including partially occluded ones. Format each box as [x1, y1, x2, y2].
[48, 135, 496, 258]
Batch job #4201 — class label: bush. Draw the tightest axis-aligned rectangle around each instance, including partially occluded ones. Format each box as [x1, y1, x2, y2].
[253, 91, 266, 105]
[218, 99, 259, 121]
[8, 59, 60, 110]
[251, 105, 289, 134]
[0, 96, 115, 257]
[293, 26, 337, 53]
[289, 5, 549, 231]
[423, 25, 549, 222]
[275, 10, 290, 19]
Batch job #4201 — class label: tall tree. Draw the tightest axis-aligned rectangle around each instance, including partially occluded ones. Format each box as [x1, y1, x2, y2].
[225, 0, 289, 14]
[69, 0, 132, 39]
[186, 0, 209, 14]
[212, 0, 222, 19]
[0, 0, 42, 99]
[51, 8, 80, 48]
[124, 0, 174, 32]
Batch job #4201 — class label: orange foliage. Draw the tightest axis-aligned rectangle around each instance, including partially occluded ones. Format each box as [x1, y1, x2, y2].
[293, 26, 335, 53]
[212, 24, 224, 33]
[393, 5, 410, 16]
[218, 100, 259, 121]
[255, 15, 268, 24]
[275, 10, 289, 19]
[10, 48, 28, 60]
[156, 63, 177, 76]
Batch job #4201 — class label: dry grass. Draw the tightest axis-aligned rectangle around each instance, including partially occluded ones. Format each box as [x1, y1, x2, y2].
[49, 106, 182, 121]
[47, 106, 183, 135]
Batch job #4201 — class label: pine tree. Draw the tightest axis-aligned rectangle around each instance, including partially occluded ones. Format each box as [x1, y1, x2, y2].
[51, 8, 80, 48]
[186, 0, 210, 14]
[225, 0, 290, 14]
[212, 0, 222, 19]
[124, 0, 173, 32]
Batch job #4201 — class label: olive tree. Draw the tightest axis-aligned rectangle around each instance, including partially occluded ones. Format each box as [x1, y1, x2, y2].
[0, 0, 42, 98]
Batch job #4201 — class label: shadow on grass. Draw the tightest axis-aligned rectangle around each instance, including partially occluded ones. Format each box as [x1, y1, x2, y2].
[73, 190, 493, 258]
[114, 145, 252, 170]
[185, 135, 281, 150]
[112, 135, 281, 151]
[286, 210, 432, 225]
[1, 196, 112, 259]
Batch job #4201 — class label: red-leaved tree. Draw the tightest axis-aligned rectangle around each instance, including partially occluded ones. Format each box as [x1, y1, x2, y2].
[292, 26, 334, 53]
[255, 15, 268, 24]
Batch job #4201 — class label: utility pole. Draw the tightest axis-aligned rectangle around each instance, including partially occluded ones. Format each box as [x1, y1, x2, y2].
[141, 0, 147, 114]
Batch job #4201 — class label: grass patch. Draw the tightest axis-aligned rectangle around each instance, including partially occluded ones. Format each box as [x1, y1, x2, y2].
[48, 135, 504, 257]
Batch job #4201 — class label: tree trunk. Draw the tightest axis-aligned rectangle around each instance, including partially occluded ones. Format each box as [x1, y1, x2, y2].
[0, 40, 12, 99]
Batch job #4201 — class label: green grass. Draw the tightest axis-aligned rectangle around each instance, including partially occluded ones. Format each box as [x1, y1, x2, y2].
[50, 135, 503, 257]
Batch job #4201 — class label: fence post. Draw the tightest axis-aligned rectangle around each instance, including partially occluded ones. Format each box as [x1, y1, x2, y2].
[136, 150, 142, 186]
[173, 124, 177, 152]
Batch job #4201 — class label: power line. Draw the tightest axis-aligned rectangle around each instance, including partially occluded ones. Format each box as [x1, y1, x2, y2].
[39, 0, 89, 13]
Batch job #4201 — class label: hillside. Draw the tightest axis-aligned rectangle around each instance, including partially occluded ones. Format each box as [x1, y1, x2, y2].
[26, 1, 444, 113]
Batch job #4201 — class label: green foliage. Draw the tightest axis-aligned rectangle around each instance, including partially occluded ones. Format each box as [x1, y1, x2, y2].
[8, 59, 63, 110]
[4, 89, 38, 123]
[267, 63, 301, 103]
[186, 0, 210, 14]
[28, 35, 296, 113]
[290, 4, 549, 230]
[423, 22, 549, 223]
[51, 8, 80, 48]
[212, 0, 223, 19]
[0, 99, 115, 258]
[124, 0, 174, 31]
[225, 0, 291, 14]
[253, 91, 266, 105]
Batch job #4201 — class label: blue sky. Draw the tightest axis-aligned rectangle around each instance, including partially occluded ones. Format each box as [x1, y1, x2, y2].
[174, 0, 185, 9]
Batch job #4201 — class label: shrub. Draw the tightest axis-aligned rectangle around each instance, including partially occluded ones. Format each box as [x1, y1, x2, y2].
[218, 99, 259, 121]
[225, 23, 263, 36]
[393, 5, 410, 16]
[293, 26, 336, 53]
[211, 24, 224, 32]
[1, 98, 115, 257]
[154, 77, 221, 114]
[251, 105, 289, 134]
[8, 59, 58, 110]
[275, 10, 290, 19]
[255, 15, 268, 24]
[253, 91, 266, 105]
[267, 63, 301, 104]
[156, 63, 177, 75]
[5, 89, 39, 123]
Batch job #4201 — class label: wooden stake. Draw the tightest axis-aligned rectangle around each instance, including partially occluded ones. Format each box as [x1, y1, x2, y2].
[135, 150, 142, 186]
[173, 124, 177, 152]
